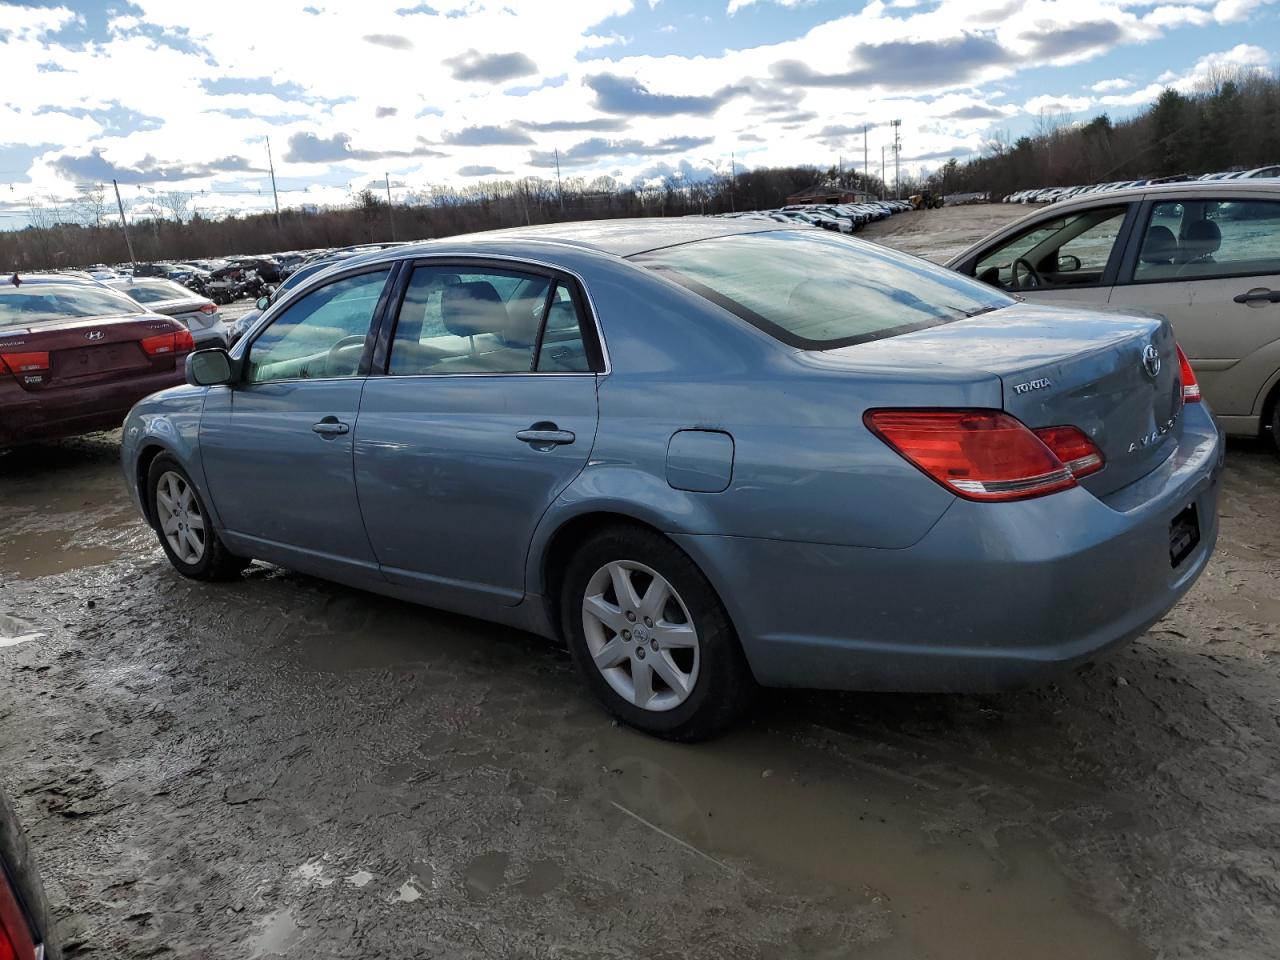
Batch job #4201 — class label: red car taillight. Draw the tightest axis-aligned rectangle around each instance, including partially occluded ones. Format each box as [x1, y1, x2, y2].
[140, 329, 194, 356]
[198, 303, 217, 316]
[864, 409, 1080, 502]
[1177, 344, 1200, 403]
[1032, 425, 1105, 478]
[0, 861, 38, 960]
[0, 351, 50, 375]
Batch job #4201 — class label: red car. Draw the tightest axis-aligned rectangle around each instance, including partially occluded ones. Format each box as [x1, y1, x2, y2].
[0, 275, 193, 446]
[1, 784, 58, 959]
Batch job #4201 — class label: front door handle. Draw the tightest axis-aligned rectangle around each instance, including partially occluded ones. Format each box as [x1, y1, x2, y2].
[1233, 288, 1280, 305]
[312, 417, 350, 436]
[516, 427, 575, 446]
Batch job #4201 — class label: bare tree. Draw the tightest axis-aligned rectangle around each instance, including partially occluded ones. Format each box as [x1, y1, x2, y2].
[156, 190, 194, 225]
[71, 183, 108, 229]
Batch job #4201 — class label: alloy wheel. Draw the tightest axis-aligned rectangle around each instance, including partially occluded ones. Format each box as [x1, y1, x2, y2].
[155, 470, 206, 565]
[581, 560, 700, 712]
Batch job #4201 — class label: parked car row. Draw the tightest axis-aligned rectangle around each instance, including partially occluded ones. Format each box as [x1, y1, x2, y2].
[1006, 166, 1280, 204]
[715, 198, 915, 234]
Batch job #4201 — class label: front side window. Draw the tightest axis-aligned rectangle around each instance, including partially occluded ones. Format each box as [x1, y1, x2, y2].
[387, 266, 591, 374]
[974, 206, 1128, 290]
[1134, 199, 1280, 281]
[634, 230, 1012, 349]
[246, 269, 390, 383]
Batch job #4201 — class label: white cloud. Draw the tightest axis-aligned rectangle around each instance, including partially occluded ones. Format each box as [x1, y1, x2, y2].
[1089, 77, 1132, 92]
[1023, 93, 1093, 114]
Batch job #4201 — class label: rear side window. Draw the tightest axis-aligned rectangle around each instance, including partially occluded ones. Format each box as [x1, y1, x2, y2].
[633, 230, 1012, 349]
[1135, 199, 1280, 281]
[387, 266, 592, 374]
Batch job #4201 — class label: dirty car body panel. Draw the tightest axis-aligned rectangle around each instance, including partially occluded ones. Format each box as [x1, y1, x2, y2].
[122, 219, 1223, 696]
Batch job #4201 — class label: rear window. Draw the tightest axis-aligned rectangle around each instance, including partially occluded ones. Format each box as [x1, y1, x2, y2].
[0, 285, 142, 326]
[633, 230, 1013, 349]
[111, 280, 190, 304]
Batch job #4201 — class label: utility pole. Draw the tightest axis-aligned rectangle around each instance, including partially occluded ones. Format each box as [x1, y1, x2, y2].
[266, 136, 281, 230]
[880, 146, 886, 200]
[111, 179, 136, 271]
[554, 147, 564, 213]
[384, 173, 396, 241]
[895, 122, 906, 198]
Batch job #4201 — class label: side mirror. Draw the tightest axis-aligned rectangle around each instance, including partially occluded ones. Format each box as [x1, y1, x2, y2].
[186, 348, 235, 387]
[255, 296, 270, 310]
[1057, 254, 1082, 273]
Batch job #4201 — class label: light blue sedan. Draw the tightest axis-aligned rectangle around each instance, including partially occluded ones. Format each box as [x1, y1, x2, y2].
[121, 219, 1223, 740]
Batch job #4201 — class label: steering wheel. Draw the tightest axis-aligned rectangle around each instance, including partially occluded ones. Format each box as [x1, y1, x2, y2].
[325, 335, 367, 376]
[1010, 257, 1043, 290]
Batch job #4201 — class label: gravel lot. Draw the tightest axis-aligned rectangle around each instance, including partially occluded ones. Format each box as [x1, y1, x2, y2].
[2, 205, 1279, 959]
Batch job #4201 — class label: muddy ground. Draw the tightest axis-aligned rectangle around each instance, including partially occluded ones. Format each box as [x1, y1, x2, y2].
[2, 205, 1279, 959]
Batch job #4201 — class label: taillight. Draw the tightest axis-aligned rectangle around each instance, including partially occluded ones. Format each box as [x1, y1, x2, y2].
[0, 860, 38, 960]
[865, 409, 1077, 502]
[1177, 344, 1200, 403]
[198, 303, 217, 316]
[0, 351, 50, 375]
[141, 329, 193, 356]
[1033, 425, 1104, 478]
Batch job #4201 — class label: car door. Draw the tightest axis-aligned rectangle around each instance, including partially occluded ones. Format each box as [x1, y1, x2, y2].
[199, 265, 395, 581]
[354, 261, 602, 611]
[965, 202, 1137, 307]
[1108, 194, 1280, 424]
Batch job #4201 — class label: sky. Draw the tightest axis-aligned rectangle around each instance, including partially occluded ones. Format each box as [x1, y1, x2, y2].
[1, 0, 1277, 226]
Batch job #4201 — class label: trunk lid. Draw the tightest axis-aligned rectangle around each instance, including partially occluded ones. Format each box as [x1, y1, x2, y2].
[818, 303, 1184, 496]
[0, 313, 185, 392]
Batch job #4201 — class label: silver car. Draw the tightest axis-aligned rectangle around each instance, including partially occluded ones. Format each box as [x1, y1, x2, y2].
[121, 219, 1222, 740]
[106, 277, 227, 349]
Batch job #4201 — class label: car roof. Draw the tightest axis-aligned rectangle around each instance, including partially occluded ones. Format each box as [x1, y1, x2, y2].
[414, 217, 788, 259]
[5, 272, 103, 287]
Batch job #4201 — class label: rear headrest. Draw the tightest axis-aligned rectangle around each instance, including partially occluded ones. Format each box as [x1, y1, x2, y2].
[441, 281, 508, 338]
[1140, 225, 1178, 264]
[1183, 219, 1221, 258]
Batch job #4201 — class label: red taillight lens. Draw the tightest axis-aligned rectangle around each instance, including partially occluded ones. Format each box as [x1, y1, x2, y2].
[0, 351, 50, 374]
[175, 328, 195, 352]
[1177, 344, 1200, 403]
[1033, 425, 1105, 478]
[0, 862, 38, 960]
[140, 332, 176, 356]
[198, 303, 217, 316]
[865, 409, 1077, 502]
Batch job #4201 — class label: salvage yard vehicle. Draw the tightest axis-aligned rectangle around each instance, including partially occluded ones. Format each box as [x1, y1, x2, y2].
[1, 276, 195, 446]
[0, 784, 59, 960]
[949, 180, 1280, 451]
[105, 277, 228, 349]
[121, 219, 1222, 740]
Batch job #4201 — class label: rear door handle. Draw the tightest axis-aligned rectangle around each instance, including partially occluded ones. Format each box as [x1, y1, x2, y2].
[312, 417, 350, 436]
[516, 428, 575, 446]
[1233, 288, 1280, 304]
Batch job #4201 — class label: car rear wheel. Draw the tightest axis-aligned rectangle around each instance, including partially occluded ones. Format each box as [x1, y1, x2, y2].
[146, 454, 248, 580]
[561, 526, 754, 741]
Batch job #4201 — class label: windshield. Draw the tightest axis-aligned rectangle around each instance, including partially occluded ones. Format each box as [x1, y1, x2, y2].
[110, 280, 192, 304]
[0, 284, 143, 327]
[633, 230, 1014, 349]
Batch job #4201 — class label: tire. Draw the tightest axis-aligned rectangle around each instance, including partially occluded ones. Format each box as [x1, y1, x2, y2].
[146, 454, 249, 581]
[1270, 396, 1280, 459]
[560, 525, 754, 741]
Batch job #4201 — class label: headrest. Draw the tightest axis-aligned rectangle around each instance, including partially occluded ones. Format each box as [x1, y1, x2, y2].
[441, 281, 508, 338]
[1140, 225, 1178, 264]
[1183, 219, 1221, 258]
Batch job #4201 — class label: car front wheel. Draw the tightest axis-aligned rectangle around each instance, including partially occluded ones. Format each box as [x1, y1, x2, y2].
[146, 454, 249, 580]
[561, 526, 754, 741]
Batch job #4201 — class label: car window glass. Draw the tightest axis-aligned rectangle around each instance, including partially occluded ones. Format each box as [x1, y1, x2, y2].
[974, 206, 1126, 289]
[0, 285, 141, 326]
[535, 283, 591, 372]
[388, 266, 580, 375]
[246, 269, 390, 383]
[1135, 199, 1280, 281]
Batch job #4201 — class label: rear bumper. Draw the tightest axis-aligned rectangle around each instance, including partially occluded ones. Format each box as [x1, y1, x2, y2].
[0, 366, 186, 446]
[674, 403, 1225, 692]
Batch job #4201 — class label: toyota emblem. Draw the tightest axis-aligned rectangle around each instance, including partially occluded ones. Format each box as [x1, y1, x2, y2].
[1141, 344, 1161, 378]
[85, 330, 106, 341]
